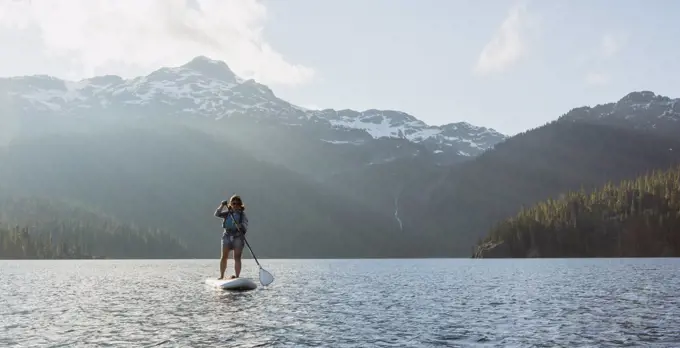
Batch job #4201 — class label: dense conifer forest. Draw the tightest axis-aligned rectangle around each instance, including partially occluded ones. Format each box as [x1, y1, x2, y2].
[0, 194, 189, 259]
[0, 222, 189, 259]
[473, 165, 680, 258]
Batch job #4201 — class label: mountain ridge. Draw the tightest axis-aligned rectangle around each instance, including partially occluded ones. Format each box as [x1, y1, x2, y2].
[2, 56, 507, 166]
[558, 90, 680, 136]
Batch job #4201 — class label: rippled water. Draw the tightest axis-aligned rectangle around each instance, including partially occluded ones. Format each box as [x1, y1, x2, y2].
[2, 258, 680, 347]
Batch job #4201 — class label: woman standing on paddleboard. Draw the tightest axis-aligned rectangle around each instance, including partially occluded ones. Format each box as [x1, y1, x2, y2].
[214, 194, 248, 280]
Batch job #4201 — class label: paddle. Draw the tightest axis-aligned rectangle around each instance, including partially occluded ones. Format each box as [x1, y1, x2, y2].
[227, 211, 274, 286]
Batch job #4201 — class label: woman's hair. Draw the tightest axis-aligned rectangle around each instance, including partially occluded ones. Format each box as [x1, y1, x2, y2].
[228, 194, 245, 211]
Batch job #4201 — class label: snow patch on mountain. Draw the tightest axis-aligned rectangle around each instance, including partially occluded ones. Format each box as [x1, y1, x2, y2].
[311, 109, 505, 156]
[321, 139, 364, 145]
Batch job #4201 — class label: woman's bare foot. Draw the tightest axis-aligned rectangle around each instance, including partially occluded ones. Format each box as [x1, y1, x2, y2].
[230, 275, 237, 279]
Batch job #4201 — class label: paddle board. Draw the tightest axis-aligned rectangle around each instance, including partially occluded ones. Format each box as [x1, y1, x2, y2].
[205, 277, 258, 291]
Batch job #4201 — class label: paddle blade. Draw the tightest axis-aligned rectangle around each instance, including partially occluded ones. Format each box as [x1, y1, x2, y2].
[259, 268, 274, 286]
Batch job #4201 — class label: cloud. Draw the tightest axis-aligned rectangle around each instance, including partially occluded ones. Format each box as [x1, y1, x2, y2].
[0, 0, 315, 86]
[473, 1, 537, 76]
[599, 33, 626, 59]
[583, 32, 627, 86]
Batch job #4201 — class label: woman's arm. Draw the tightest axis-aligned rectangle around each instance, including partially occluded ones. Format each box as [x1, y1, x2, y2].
[214, 202, 229, 218]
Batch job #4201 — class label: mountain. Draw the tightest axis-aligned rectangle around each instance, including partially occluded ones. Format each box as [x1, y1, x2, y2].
[0, 56, 508, 258]
[2, 56, 506, 169]
[417, 100, 680, 255]
[473, 165, 680, 258]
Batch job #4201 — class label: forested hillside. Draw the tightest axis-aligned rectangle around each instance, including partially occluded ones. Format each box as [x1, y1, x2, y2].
[473, 165, 680, 258]
[0, 192, 189, 259]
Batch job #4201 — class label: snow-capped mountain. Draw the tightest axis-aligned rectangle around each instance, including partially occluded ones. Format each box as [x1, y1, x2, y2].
[2, 56, 506, 163]
[310, 109, 503, 158]
[559, 91, 680, 135]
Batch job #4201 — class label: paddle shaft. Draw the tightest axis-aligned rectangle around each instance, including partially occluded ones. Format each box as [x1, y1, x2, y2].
[243, 238, 262, 268]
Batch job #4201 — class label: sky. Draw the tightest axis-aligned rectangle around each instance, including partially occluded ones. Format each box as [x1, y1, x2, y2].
[0, 0, 679, 135]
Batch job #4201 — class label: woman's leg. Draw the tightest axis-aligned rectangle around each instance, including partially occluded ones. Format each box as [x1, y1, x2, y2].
[230, 237, 246, 278]
[220, 245, 231, 279]
[233, 247, 243, 278]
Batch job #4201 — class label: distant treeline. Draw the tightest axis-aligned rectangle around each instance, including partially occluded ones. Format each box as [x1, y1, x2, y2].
[1, 225, 92, 259]
[0, 195, 189, 259]
[474, 165, 680, 258]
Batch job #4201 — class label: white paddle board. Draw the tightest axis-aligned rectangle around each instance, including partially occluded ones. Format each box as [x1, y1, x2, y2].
[205, 277, 258, 291]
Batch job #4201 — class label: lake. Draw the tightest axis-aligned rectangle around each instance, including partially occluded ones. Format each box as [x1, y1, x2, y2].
[1, 258, 679, 347]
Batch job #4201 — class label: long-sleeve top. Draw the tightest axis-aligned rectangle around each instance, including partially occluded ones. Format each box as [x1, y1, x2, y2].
[215, 207, 249, 234]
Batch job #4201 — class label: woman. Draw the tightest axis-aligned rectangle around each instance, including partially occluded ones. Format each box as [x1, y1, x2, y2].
[214, 194, 248, 279]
